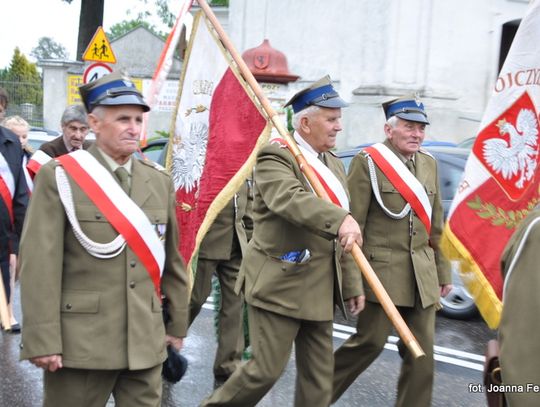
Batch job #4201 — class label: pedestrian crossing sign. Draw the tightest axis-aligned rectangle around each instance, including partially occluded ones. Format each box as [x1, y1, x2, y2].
[82, 26, 117, 64]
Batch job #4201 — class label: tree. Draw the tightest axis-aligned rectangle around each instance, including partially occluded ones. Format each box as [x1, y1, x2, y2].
[62, 0, 104, 61]
[1, 48, 43, 106]
[31, 37, 69, 61]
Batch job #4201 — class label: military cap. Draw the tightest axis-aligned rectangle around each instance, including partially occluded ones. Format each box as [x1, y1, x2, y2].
[284, 75, 348, 113]
[382, 94, 429, 124]
[79, 71, 150, 113]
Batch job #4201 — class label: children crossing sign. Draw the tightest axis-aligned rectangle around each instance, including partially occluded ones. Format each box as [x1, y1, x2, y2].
[82, 26, 117, 64]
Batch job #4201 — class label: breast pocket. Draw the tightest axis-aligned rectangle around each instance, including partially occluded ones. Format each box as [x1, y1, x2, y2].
[381, 181, 407, 212]
[74, 204, 117, 241]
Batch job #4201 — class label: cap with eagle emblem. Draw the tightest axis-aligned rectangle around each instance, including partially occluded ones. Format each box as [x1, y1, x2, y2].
[382, 94, 429, 124]
[79, 71, 150, 113]
[284, 75, 348, 113]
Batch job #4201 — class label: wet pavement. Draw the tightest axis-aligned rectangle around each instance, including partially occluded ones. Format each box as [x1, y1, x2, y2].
[1, 284, 494, 406]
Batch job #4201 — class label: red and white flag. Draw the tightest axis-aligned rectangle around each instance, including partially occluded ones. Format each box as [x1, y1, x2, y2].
[442, 1, 540, 328]
[140, 0, 194, 146]
[168, 11, 271, 269]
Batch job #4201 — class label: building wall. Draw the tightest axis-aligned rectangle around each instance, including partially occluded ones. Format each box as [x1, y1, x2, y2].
[229, 0, 529, 148]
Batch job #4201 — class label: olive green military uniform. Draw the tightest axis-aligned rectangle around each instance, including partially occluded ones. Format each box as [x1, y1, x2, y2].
[19, 145, 189, 407]
[201, 141, 363, 407]
[499, 206, 540, 407]
[189, 180, 252, 378]
[332, 140, 451, 406]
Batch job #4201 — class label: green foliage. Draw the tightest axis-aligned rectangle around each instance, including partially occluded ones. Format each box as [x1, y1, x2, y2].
[107, 19, 166, 41]
[31, 37, 68, 60]
[0, 48, 42, 106]
[210, 0, 229, 5]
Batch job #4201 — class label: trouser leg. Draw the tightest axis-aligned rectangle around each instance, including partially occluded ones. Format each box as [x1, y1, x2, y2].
[43, 368, 116, 407]
[189, 259, 216, 325]
[113, 365, 163, 407]
[200, 305, 298, 407]
[332, 301, 393, 403]
[294, 319, 334, 407]
[395, 300, 436, 407]
[0, 257, 10, 304]
[214, 253, 244, 377]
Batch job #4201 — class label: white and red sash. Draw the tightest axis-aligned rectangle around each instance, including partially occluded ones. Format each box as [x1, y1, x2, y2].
[364, 143, 432, 233]
[56, 151, 165, 298]
[26, 150, 52, 180]
[22, 155, 33, 192]
[271, 135, 349, 210]
[0, 152, 15, 224]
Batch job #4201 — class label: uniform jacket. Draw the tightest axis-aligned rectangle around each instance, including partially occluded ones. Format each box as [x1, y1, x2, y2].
[347, 140, 450, 308]
[0, 126, 28, 257]
[19, 145, 188, 370]
[38, 135, 93, 157]
[237, 142, 363, 321]
[499, 207, 540, 407]
[198, 180, 252, 260]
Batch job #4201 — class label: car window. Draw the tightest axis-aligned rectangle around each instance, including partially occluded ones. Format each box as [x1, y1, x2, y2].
[437, 158, 465, 201]
[141, 145, 165, 164]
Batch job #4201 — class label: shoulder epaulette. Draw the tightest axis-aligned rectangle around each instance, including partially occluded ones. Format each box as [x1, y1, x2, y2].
[418, 148, 435, 159]
[139, 158, 169, 174]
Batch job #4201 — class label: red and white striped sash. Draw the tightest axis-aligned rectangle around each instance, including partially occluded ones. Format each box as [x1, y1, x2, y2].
[56, 151, 165, 297]
[0, 152, 15, 224]
[271, 136, 349, 210]
[26, 150, 52, 179]
[364, 143, 432, 233]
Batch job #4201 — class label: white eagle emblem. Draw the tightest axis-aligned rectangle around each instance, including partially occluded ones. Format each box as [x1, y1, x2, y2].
[483, 108, 539, 189]
[171, 121, 209, 192]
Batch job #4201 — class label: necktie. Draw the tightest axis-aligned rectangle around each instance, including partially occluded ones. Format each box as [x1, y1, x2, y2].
[406, 159, 415, 175]
[318, 152, 326, 165]
[115, 167, 130, 194]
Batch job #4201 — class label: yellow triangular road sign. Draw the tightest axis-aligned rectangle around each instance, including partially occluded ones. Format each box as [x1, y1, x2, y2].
[82, 26, 117, 64]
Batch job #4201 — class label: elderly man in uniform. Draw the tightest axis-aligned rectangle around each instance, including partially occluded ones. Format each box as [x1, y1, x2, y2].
[19, 72, 189, 407]
[188, 179, 252, 385]
[499, 204, 540, 407]
[332, 96, 452, 407]
[201, 75, 364, 407]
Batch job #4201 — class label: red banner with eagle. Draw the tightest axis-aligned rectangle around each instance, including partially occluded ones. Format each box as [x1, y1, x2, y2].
[442, 1, 540, 329]
[166, 11, 271, 276]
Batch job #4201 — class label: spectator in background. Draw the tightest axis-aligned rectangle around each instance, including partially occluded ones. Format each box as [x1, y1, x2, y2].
[38, 104, 92, 157]
[0, 108, 28, 333]
[27, 104, 92, 178]
[1, 115, 32, 333]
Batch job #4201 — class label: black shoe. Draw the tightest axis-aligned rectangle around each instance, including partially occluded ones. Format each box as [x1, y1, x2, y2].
[9, 323, 21, 333]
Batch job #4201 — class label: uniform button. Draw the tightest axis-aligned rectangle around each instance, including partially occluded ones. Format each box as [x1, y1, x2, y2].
[95, 213, 102, 220]
[129, 281, 136, 288]
[281, 265, 286, 271]
[411, 250, 415, 255]
[130, 260, 137, 267]
[19, 343, 24, 349]
[369, 254, 375, 260]
[413, 230, 417, 235]
[325, 221, 331, 228]
[65, 303, 72, 310]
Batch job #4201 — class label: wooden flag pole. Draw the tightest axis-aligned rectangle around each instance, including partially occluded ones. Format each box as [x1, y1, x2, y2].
[196, 0, 424, 359]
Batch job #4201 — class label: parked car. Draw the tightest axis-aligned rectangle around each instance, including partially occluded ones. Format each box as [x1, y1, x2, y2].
[28, 130, 56, 150]
[456, 136, 475, 149]
[139, 137, 168, 165]
[337, 145, 478, 320]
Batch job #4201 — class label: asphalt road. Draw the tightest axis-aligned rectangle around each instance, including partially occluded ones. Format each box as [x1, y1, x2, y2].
[0, 284, 495, 406]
